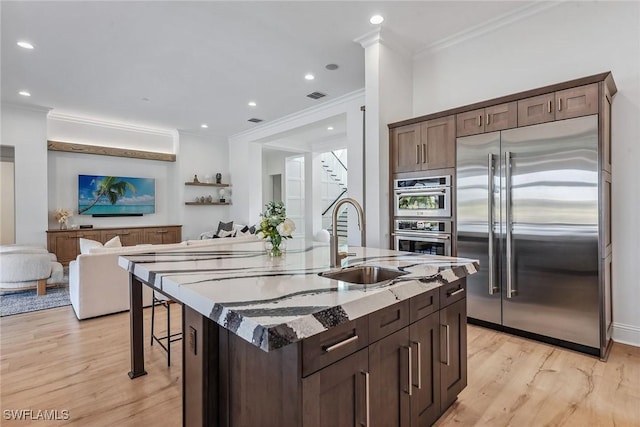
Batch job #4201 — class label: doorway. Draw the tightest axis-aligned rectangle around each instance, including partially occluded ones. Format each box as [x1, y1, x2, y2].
[0, 146, 16, 244]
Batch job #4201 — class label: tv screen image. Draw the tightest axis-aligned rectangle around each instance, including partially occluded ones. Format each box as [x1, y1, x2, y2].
[78, 175, 155, 216]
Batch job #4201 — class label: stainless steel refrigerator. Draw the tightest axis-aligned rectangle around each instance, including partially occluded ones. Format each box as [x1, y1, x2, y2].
[456, 115, 610, 357]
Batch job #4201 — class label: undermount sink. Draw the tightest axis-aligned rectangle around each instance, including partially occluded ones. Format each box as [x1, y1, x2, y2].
[319, 265, 407, 285]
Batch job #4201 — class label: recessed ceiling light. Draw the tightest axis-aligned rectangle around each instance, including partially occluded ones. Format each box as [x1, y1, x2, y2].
[141, 97, 150, 102]
[248, 101, 257, 107]
[325, 64, 339, 71]
[327, 126, 334, 131]
[18, 91, 31, 97]
[17, 41, 34, 49]
[201, 124, 208, 129]
[304, 73, 315, 81]
[370, 15, 384, 25]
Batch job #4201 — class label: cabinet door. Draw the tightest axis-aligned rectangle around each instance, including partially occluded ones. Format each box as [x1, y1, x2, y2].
[163, 226, 181, 243]
[302, 348, 369, 427]
[369, 328, 410, 427]
[439, 298, 467, 413]
[485, 102, 517, 132]
[456, 109, 484, 137]
[409, 312, 440, 427]
[555, 83, 598, 121]
[517, 93, 555, 127]
[392, 123, 422, 173]
[103, 228, 144, 246]
[48, 232, 78, 265]
[422, 116, 455, 170]
[143, 228, 165, 245]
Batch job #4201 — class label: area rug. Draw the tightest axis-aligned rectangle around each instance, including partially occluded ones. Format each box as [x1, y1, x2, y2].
[0, 268, 71, 317]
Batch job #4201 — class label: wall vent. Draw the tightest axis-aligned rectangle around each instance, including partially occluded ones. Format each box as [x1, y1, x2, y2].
[248, 118, 263, 123]
[306, 92, 327, 100]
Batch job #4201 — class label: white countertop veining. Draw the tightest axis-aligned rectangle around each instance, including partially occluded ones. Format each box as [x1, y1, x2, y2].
[119, 239, 478, 351]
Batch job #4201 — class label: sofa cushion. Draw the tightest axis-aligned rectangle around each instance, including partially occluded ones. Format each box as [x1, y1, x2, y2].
[104, 235, 122, 248]
[216, 220, 234, 234]
[79, 238, 103, 254]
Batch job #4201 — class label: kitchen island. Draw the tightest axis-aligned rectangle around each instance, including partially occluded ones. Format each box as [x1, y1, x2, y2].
[119, 239, 478, 427]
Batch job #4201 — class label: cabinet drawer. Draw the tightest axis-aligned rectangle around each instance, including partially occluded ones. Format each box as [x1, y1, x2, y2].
[368, 300, 409, 343]
[302, 316, 369, 377]
[410, 288, 439, 323]
[439, 279, 466, 309]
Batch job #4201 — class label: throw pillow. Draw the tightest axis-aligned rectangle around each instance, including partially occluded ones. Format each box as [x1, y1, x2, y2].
[79, 238, 102, 254]
[249, 225, 256, 234]
[216, 220, 234, 235]
[104, 235, 122, 248]
[217, 229, 236, 238]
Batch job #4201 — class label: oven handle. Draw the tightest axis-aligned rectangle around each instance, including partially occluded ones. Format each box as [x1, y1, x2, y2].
[392, 232, 451, 240]
[394, 188, 448, 195]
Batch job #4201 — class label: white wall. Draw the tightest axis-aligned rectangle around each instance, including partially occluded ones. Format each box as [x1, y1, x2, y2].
[1, 105, 49, 245]
[412, 1, 640, 346]
[177, 131, 231, 240]
[0, 160, 15, 244]
[47, 115, 179, 230]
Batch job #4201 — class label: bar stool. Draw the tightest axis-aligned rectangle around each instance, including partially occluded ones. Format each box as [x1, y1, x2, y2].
[150, 291, 182, 366]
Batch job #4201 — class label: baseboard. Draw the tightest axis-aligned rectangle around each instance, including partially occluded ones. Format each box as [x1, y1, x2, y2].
[612, 322, 640, 348]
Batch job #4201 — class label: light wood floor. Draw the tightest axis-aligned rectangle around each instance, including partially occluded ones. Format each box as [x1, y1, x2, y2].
[1, 306, 639, 426]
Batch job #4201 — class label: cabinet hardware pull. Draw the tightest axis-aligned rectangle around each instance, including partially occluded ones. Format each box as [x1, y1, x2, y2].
[477, 115, 481, 127]
[548, 100, 552, 113]
[416, 145, 420, 164]
[447, 288, 464, 297]
[486, 114, 490, 126]
[557, 98, 562, 112]
[362, 371, 370, 427]
[405, 345, 413, 396]
[412, 341, 422, 389]
[323, 334, 358, 352]
[422, 143, 427, 164]
[442, 324, 451, 366]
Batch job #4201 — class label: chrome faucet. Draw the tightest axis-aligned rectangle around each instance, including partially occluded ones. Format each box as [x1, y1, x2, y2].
[330, 198, 366, 268]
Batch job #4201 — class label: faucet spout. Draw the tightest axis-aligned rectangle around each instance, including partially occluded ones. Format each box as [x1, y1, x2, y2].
[330, 198, 366, 268]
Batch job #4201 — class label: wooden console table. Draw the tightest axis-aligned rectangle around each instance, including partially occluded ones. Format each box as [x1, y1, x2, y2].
[46, 225, 182, 265]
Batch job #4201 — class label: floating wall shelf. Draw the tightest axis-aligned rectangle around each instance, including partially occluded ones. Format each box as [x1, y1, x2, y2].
[185, 202, 231, 206]
[185, 182, 230, 187]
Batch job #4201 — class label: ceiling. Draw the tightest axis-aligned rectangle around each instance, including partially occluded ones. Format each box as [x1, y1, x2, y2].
[1, 1, 536, 139]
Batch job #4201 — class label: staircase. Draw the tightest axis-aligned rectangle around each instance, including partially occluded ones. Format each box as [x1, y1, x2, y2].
[320, 150, 348, 240]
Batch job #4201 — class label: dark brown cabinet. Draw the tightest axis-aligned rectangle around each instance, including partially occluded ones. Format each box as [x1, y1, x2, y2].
[303, 348, 369, 427]
[185, 281, 467, 427]
[392, 116, 455, 173]
[47, 225, 182, 265]
[518, 83, 598, 127]
[439, 298, 467, 412]
[456, 102, 517, 137]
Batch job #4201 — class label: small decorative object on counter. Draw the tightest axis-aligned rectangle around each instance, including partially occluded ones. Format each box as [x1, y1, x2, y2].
[255, 201, 296, 257]
[219, 189, 226, 203]
[200, 196, 205, 203]
[216, 173, 222, 184]
[54, 208, 73, 230]
[193, 174, 200, 183]
[195, 196, 201, 203]
[206, 195, 213, 203]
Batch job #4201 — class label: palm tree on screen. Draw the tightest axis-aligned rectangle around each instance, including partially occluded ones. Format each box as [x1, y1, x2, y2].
[78, 176, 136, 214]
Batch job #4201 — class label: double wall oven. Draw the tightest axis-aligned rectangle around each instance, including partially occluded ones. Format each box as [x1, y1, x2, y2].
[393, 175, 453, 256]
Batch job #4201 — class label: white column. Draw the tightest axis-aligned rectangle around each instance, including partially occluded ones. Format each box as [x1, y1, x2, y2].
[228, 139, 263, 225]
[304, 152, 323, 240]
[356, 29, 413, 248]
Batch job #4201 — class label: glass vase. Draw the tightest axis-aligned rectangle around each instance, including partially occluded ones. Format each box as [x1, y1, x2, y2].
[59, 221, 68, 230]
[264, 236, 285, 257]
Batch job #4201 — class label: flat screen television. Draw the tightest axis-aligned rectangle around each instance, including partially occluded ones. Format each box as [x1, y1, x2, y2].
[78, 175, 155, 216]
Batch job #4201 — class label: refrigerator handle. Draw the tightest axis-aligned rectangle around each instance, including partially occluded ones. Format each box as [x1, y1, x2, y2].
[488, 153, 497, 295]
[505, 151, 516, 298]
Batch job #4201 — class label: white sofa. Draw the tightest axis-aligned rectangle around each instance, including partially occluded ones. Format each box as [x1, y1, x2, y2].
[0, 245, 64, 295]
[69, 235, 258, 320]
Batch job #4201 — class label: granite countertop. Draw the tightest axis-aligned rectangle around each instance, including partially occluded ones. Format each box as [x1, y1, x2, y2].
[119, 239, 478, 351]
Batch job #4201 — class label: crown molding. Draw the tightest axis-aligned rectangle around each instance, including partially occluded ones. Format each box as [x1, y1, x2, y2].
[354, 28, 412, 58]
[229, 88, 365, 143]
[1, 102, 52, 114]
[47, 112, 175, 138]
[415, 1, 563, 59]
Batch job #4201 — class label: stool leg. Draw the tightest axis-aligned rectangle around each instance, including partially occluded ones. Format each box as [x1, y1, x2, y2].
[167, 302, 171, 366]
[150, 297, 156, 346]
